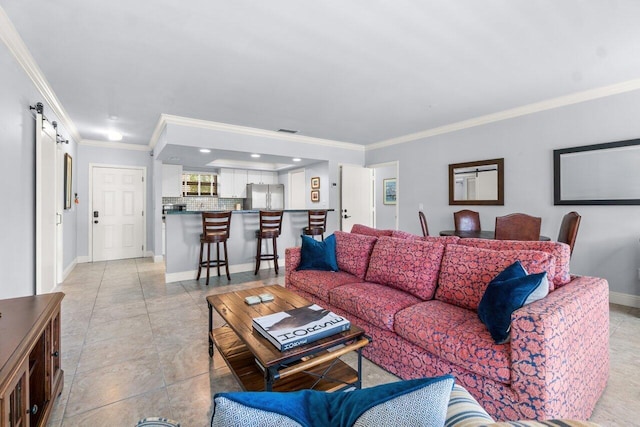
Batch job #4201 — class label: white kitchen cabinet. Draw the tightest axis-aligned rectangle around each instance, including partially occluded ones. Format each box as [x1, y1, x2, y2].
[247, 170, 277, 184]
[219, 168, 248, 198]
[162, 164, 183, 197]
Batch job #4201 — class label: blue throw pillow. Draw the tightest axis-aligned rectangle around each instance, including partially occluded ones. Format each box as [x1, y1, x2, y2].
[296, 234, 339, 272]
[478, 261, 549, 344]
[211, 375, 455, 427]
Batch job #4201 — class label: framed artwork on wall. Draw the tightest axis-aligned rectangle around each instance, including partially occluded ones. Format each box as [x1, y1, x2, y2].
[311, 176, 320, 189]
[64, 153, 72, 209]
[383, 178, 396, 205]
[311, 190, 320, 202]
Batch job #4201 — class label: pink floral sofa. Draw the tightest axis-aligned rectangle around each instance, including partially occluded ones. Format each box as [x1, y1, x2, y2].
[284, 227, 609, 422]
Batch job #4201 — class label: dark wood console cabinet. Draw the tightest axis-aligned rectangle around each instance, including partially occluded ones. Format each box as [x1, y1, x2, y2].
[0, 293, 64, 427]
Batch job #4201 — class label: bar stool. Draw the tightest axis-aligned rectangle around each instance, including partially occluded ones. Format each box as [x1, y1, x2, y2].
[303, 210, 328, 241]
[254, 210, 284, 275]
[197, 211, 232, 284]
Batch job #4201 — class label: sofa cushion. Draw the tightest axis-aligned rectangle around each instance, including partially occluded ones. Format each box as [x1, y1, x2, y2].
[435, 245, 555, 311]
[330, 282, 421, 331]
[211, 375, 455, 427]
[395, 300, 511, 384]
[457, 238, 571, 288]
[296, 234, 339, 272]
[365, 236, 445, 300]
[478, 263, 549, 344]
[288, 270, 363, 302]
[334, 231, 378, 279]
[350, 223, 393, 237]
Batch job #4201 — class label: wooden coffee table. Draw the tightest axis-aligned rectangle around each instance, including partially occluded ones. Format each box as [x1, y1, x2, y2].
[207, 285, 369, 392]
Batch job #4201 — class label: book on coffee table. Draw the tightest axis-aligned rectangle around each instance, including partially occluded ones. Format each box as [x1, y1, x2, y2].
[252, 304, 351, 351]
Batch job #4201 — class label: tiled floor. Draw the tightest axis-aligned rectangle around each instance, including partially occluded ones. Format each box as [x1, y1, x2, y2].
[47, 258, 639, 426]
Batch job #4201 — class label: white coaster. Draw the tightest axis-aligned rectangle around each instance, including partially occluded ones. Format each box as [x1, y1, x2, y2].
[259, 293, 274, 302]
[244, 295, 261, 305]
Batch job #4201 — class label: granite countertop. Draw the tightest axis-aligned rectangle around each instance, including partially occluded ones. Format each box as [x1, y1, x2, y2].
[165, 209, 334, 215]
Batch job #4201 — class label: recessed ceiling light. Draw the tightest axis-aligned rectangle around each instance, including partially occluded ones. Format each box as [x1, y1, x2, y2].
[107, 131, 122, 141]
[292, 158, 301, 162]
[199, 148, 211, 153]
[108, 114, 119, 120]
[251, 154, 261, 158]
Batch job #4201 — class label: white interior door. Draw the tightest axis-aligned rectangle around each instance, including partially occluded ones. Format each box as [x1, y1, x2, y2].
[289, 169, 306, 209]
[92, 166, 145, 261]
[35, 113, 58, 294]
[340, 164, 373, 231]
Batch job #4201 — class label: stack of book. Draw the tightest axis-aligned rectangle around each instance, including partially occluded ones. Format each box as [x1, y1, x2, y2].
[252, 304, 351, 351]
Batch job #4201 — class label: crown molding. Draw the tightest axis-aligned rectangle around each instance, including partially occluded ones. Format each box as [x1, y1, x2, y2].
[0, 6, 81, 143]
[149, 114, 364, 152]
[80, 139, 151, 151]
[369, 78, 640, 151]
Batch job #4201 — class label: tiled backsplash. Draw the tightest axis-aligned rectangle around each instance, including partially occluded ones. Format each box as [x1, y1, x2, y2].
[162, 197, 244, 211]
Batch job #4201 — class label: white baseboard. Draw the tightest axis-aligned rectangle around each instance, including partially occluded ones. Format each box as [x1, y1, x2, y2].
[609, 291, 640, 309]
[62, 259, 77, 282]
[153, 255, 164, 263]
[165, 261, 284, 283]
[77, 255, 91, 264]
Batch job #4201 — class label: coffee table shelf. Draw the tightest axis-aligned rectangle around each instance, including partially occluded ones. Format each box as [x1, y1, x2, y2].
[207, 285, 370, 392]
[212, 325, 365, 392]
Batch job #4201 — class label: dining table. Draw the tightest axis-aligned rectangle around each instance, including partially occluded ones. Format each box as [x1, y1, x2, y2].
[439, 230, 551, 241]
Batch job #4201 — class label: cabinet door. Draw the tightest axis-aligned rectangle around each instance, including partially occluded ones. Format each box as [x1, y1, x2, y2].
[161, 165, 183, 197]
[247, 170, 261, 184]
[50, 308, 62, 395]
[233, 170, 248, 198]
[218, 169, 235, 198]
[261, 172, 277, 185]
[1, 360, 29, 427]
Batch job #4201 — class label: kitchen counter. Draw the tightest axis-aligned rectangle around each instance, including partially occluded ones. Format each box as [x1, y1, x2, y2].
[164, 209, 336, 282]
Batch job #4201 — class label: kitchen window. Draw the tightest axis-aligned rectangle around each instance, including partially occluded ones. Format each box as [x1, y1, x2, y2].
[182, 172, 217, 196]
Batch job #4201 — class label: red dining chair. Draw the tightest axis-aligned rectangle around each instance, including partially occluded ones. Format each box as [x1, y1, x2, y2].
[557, 211, 581, 256]
[494, 213, 541, 241]
[454, 209, 481, 232]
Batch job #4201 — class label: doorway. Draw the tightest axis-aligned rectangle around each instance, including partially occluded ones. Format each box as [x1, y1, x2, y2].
[289, 168, 306, 209]
[339, 164, 373, 231]
[91, 165, 146, 261]
[370, 161, 399, 230]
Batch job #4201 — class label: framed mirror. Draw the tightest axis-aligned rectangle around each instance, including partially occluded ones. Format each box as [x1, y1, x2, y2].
[449, 158, 504, 205]
[554, 139, 640, 205]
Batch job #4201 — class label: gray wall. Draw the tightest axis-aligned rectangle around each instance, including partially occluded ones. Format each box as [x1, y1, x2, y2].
[366, 90, 640, 303]
[0, 43, 77, 299]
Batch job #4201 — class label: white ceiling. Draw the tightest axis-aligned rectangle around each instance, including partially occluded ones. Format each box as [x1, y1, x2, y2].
[2, 1, 640, 153]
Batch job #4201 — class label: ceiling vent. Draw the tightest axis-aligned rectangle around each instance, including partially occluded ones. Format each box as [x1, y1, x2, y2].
[277, 128, 298, 134]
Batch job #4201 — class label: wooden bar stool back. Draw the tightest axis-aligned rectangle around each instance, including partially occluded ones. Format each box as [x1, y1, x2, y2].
[303, 210, 328, 241]
[255, 210, 284, 275]
[197, 211, 232, 284]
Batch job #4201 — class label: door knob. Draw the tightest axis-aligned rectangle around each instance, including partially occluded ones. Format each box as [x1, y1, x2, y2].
[94, 220, 99, 224]
[343, 215, 351, 219]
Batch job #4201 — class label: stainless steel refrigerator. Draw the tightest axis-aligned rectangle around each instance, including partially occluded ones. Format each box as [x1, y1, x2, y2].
[245, 184, 284, 210]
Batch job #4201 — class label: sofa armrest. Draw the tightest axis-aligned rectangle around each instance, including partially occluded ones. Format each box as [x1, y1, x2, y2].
[285, 247, 301, 287]
[509, 276, 609, 420]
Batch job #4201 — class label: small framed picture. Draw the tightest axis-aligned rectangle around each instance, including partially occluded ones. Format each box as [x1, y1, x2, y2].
[383, 178, 396, 205]
[311, 190, 320, 202]
[311, 176, 320, 189]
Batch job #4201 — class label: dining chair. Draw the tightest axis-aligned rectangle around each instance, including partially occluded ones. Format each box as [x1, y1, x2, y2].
[494, 213, 541, 241]
[418, 211, 429, 237]
[454, 209, 481, 232]
[557, 211, 581, 256]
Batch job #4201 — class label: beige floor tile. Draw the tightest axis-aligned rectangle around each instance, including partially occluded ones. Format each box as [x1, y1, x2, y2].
[60, 388, 172, 427]
[76, 333, 156, 374]
[90, 299, 149, 324]
[158, 340, 211, 385]
[65, 354, 165, 417]
[85, 313, 152, 344]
